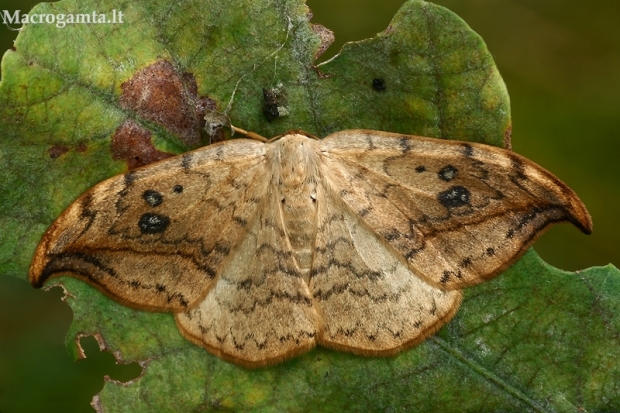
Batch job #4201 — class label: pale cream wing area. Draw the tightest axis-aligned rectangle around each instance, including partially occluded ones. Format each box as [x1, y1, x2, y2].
[29, 139, 269, 312]
[318, 130, 592, 289]
[310, 184, 462, 355]
[175, 193, 320, 367]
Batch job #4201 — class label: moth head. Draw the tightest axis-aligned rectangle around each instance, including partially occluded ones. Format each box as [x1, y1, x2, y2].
[272, 134, 319, 188]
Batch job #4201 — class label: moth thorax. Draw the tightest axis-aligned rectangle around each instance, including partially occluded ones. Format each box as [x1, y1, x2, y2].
[274, 134, 318, 188]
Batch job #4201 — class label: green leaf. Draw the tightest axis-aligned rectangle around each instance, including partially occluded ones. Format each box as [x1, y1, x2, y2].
[1, 0, 612, 411]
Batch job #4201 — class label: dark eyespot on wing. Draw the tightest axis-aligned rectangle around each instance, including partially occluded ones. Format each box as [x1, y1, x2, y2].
[438, 186, 470, 208]
[438, 165, 458, 182]
[173, 184, 184, 193]
[143, 189, 163, 207]
[138, 213, 170, 234]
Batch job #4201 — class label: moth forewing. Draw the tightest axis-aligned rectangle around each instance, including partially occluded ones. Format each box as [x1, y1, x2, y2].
[319, 129, 592, 289]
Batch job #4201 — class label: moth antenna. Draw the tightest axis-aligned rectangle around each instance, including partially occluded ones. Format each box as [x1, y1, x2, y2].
[230, 125, 268, 142]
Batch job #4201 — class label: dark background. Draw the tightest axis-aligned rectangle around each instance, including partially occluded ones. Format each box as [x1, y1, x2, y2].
[1, 0, 618, 411]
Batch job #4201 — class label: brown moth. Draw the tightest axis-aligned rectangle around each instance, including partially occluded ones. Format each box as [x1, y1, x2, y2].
[30, 129, 592, 367]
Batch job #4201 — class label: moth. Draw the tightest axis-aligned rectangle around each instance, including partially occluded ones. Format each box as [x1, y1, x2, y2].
[30, 129, 592, 367]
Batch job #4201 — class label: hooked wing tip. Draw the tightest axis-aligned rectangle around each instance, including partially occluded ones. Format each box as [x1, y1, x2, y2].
[571, 206, 593, 235]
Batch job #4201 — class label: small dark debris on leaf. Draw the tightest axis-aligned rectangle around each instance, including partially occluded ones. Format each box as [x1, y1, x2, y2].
[262, 86, 289, 122]
[195, 96, 218, 128]
[48, 145, 70, 159]
[204, 110, 230, 143]
[111, 119, 173, 169]
[372, 78, 386, 92]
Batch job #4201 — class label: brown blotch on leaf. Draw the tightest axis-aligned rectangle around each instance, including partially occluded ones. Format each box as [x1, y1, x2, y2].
[112, 119, 173, 169]
[76, 143, 88, 153]
[48, 145, 70, 159]
[120, 60, 211, 148]
[311, 24, 334, 60]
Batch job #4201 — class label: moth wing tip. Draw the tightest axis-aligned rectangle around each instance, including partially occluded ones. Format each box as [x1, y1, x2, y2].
[573, 210, 593, 235]
[567, 196, 593, 235]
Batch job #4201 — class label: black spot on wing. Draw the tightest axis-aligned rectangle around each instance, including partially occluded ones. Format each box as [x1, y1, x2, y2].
[438, 165, 458, 182]
[173, 184, 184, 193]
[138, 213, 170, 234]
[438, 186, 471, 208]
[143, 189, 163, 207]
[415, 166, 426, 173]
